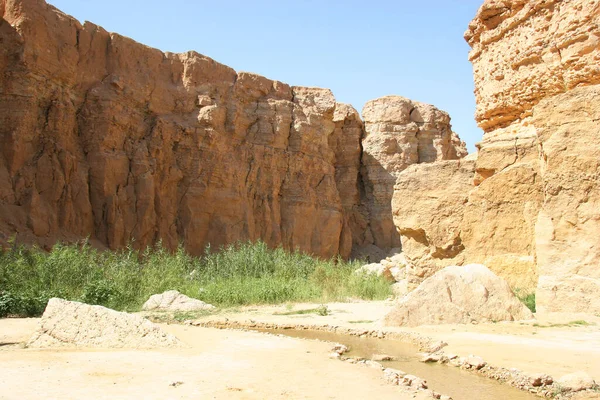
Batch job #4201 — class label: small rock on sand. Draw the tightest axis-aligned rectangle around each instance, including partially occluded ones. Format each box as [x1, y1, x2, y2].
[557, 371, 596, 392]
[142, 290, 215, 312]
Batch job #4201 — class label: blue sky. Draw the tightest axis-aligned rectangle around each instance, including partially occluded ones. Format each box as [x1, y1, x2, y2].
[49, 0, 483, 152]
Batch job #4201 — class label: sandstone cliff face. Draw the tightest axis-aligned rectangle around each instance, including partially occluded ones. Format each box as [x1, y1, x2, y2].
[465, 0, 600, 133]
[359, 97, 467, 256]
[389, 0, 600, 314]
[0, 0, 356, 257]
[533, 85, 600, 314]
[392, 159, 475, 291]
[0, 0, 468, 259]
[463, 0, 600, 313]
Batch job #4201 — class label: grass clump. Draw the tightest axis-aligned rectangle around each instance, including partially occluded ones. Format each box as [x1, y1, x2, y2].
[348, 320, 375, 324]
[274, 304, 330, 316]
[533, 320, 595, 328]
[513, 288, 536, 313]
[0, 240, 390, 317]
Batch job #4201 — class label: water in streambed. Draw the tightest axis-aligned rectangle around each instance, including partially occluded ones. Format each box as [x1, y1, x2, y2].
[258, 329, 537, 400]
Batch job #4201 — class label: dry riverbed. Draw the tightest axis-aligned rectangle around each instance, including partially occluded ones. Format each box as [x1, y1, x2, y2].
[179, 301, 600, 380]
[1, 301, 599, 399]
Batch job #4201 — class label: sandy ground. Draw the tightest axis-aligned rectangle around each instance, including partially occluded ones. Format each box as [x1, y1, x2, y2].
[2, 301, 599, 400]
[0, 317, 428, 400]
[186, 301, 600, 379]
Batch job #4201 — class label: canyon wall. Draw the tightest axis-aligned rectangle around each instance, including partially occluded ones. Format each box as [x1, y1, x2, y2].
[0, 0, 467, 259]
[358, 96, 467, 259]
[467, 0, 600, 314]
[390, 0, 600, 313]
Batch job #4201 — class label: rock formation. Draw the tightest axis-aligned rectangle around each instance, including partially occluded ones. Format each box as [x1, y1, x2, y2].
[359, 97, 467, 255]
[142, 290, 215, 312]
[383, 264, 533, 327]
[0, 0, 467, 260]
[387, 0, 600, 316]
[0, 0, 357, 258]
[392, 159, 475, 291]
[465, 0, 600, 314]
[27, 298, 181, 348]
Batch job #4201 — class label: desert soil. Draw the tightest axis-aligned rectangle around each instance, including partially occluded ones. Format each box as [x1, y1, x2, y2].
[0, 317, 428, 400]
[1, 301, 599, 400]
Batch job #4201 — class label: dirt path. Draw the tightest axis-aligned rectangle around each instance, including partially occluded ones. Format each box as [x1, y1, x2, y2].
[0, 318, 428, 400]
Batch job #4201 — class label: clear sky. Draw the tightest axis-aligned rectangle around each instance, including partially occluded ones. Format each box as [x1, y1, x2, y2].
[49, 0, 483, 152]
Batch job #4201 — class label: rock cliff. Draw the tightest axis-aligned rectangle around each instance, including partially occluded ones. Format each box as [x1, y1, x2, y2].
[0, 0, 467, 259]
[390, 0, 600, 314]
[360, 97, 467, 255]
[466, 0, 600, 314]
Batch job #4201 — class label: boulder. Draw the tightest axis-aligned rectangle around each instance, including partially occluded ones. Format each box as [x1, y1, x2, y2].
[142, 290, 215, 312]
[27, 298, 181, 349]
[355, 253, 408, 283]
[463, 355, 486, 370]
[529, 373, 553, 387]
[557, 371, 596, 392]
[383, 264, 533, 327]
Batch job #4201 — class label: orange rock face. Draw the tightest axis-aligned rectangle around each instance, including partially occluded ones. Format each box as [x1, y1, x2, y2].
[0, 0, 351, 257]
[0, 0, 467, 258]
[465, 0, 600, 133]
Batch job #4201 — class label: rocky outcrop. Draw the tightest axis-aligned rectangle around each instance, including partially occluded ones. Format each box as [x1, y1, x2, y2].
[392, 159, 475, 290]
[385, 0, 600, 314]
[465, 0, 600, 133]
[463, 0, 600, 314]
[383, 264, 534, 327]
[27, 298, 181, 348]
[142, 290, 215, 312]
[533, 85, 600, 314]
[359, 96, 467, 255]
[0, 0, 469, 260]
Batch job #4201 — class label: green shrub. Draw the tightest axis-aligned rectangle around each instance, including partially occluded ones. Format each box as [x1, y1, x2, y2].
[81, 278, 116, 307]
[0, 291, 16, 318]
[0, 240, 391, 317]
[513, 288, 536, 313]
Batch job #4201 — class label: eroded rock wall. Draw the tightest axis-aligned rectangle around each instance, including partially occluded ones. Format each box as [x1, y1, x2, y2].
[0, 0, 359, 257]
[0, 0, 469, 260]
[464, 0, 600, 313]
[392, 159, 475, 290]
[389, 0, 600, 311]
[533, 85, 600, 314]
[359, 96, 467, 257]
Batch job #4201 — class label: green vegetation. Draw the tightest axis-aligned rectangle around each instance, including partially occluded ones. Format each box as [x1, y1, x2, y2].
[348, 320, 375, 324]
[533, 320, 595, 328]
[0, 240, 391, 317]
[273, 304, 330, 316]
[513, 288, 536, 313]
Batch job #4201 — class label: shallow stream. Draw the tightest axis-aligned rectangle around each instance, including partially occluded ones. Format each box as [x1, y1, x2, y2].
[258, 328, 537, 400]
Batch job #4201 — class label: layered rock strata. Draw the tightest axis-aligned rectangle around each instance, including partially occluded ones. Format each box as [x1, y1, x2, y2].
[0, 0, 467, 259]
